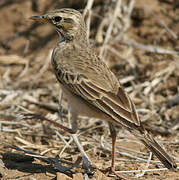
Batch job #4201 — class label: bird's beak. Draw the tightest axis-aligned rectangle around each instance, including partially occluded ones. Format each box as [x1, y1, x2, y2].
[30, 15, 48, 23]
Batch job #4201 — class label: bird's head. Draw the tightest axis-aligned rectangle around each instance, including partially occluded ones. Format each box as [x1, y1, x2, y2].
[30, 8, 87, 42]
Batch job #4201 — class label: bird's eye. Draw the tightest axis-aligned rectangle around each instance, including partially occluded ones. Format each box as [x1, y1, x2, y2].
[54, 16, 62, 22]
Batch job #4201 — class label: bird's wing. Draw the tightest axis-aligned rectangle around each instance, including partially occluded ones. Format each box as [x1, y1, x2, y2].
[55, 61, 141, 128]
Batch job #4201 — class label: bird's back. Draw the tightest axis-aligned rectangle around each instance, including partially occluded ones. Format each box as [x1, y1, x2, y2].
[52, 40, 120, 94]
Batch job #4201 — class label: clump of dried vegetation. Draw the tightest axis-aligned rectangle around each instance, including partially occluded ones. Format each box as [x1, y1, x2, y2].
[0, 0, 178, 179]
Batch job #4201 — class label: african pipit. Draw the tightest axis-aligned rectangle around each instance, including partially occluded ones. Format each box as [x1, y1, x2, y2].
[31, 8, 177, 173]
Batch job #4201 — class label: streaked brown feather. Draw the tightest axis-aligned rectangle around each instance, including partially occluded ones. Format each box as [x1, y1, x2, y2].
[82, 79, 140, 126]
[55, 65, 140, 127]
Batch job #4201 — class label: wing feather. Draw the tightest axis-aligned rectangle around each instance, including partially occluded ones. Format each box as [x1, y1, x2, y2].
[82, 81, 140, 126]
[56, 68, 140, 127]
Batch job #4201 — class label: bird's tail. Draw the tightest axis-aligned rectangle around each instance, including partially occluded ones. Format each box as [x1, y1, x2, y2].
[132, 129, 177, 170]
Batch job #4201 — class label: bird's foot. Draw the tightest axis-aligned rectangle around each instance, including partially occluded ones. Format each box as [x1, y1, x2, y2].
[99, 167, 126, 180]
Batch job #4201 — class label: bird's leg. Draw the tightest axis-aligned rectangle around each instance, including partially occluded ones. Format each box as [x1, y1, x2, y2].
[100, 123, 125, 179]
[108, 123, 117, 172]
[104, 122, 118, 175]
[58, 90, 64, 123]
[68, 108, 92, 173]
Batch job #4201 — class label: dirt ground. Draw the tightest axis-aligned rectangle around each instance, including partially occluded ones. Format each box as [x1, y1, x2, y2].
[0, 0, 179, 179]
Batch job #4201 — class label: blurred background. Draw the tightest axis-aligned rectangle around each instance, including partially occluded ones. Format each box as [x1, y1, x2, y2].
[0, 0, 178, 179]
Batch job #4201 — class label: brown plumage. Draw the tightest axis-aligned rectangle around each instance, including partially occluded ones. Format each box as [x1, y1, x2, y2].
[31, 8, 177, 172]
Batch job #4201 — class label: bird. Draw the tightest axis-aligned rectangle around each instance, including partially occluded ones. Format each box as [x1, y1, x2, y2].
[30, 8, 177, 175]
